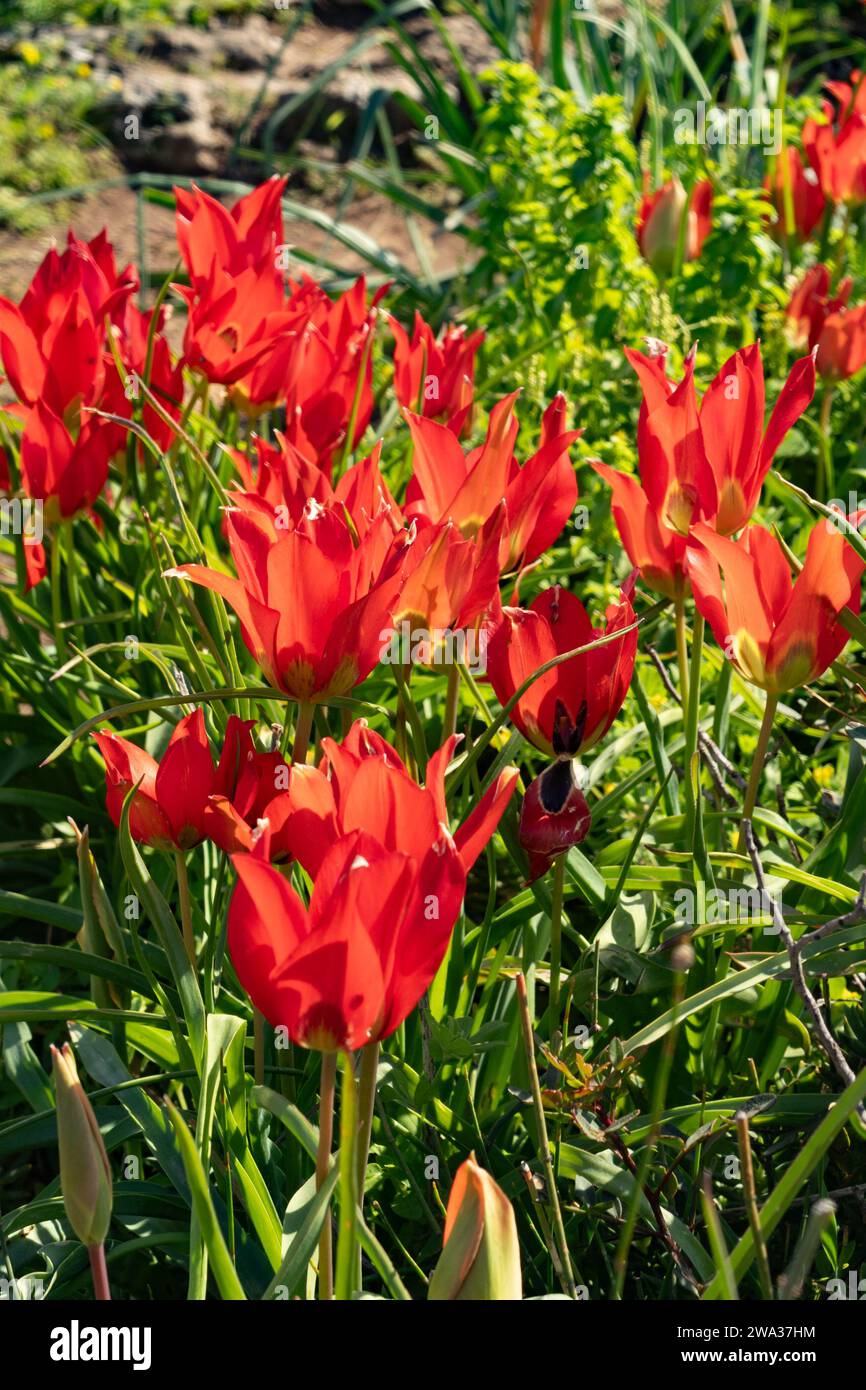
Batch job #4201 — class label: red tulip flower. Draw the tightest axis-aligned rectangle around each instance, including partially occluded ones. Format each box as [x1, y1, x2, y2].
[259, 717, 519, 876]
[764, 147, 826, 241]
[594, 342, 815, 596]
[404, 392, 580, 576]
[228, 831, 462, 1052]
[389, 517, 504, 659]
[175, 261, 308, 410]
[486, 581, 637, 760]
[0, 231, 136, 420]
[390, 310, 484, 433]
[636, 177, 713, 276]
[228, 733, 517, 1050]
[102, 303, 185, 455]
[803, 80, 866, 204]
[814, 302, 866, 380]
[175, 178, 288, 285]
[687, 521, 864, 695]
[229, 435, 403, 545]
[19, 402, 114, 527]
[174, 181, 340, 415]
[284, 276, 389, 471]
[94, 711, 255, 850]
[204, 743, 289, 855]
[786, 265, 866, 381]
[169, 497, 407, 702]
[11, 402, 116, 589]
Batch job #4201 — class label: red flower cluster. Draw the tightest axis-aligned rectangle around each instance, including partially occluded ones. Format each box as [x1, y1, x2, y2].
[764, 148, 826, 242]
[0, 232, 180, 586]
[786, 265, 866, 381]
[802, 72, 866, 205]
[595, 342, 815, 597]
[175, 180, 385, 464]
[72, 167, 864, 1053]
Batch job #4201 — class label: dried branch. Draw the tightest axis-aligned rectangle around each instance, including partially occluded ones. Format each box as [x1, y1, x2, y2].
[742, 820, 866, 1123]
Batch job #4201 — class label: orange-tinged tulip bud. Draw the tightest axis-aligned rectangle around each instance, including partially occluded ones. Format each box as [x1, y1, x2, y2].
[428, 1155, 523, 1300]
[636, 178, 712, 277]
[51, 1042, 113, 1247]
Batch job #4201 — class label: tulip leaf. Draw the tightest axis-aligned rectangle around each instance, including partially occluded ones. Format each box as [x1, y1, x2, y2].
[702, 1063, 866, 1299]
[118, 785, 205, 1070]
[622, 920, 866, 1053]
[262, 1166, 339, 1299]
[167, 1099, 246, 1301]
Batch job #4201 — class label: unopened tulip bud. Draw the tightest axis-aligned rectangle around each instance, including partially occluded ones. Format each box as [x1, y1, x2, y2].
[637, 178, 713, 277]
[519, 761, 591, 882]
[428, 1155, 523, 1300]
[51, 1043, 113, 1248]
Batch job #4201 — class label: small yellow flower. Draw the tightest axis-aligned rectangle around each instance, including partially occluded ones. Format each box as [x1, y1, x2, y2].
[76, 63, 92, 78]
[17, 41, 41, 66]
[37, 123, 55, 140]
[813, 764, 834, 787]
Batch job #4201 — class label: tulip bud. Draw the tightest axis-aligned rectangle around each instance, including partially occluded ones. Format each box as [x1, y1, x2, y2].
[51, 1042, 113, 1247]
[638, 178, 712, 277]
[519, 761, 591, 882]
[638, 178, 688, 276]
[428, 1155, 523, 1300]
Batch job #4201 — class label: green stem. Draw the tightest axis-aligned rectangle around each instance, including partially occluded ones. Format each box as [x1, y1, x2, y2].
[336, 322, 375, 477]
[354, 1040, 379, 1289]
[737, 692, 779, 853]
[63, 519, 81, 625]
[253, 1009, 265, 1088]
[50, 532, 66, 659]
[292, 700, 314, 766]
[818, 384, 835, 503]
[683, 612, 704, 847]
[736, 1111, 773, 1300]
[516, 973, 577, 1297]
[395, 662, 427, 776]
[174, 850, 195, 966]
[548, 852, 567, 1025]
[317, 1051, 337, 1301]
[334, 1051, 359, 1301]
[355, 1041, 379, 1200]
[674, 588, 690, 712]
[443, 664, 460, 739]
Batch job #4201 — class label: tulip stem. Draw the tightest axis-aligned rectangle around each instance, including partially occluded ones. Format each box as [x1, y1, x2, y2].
[674, 590, 690, 712]
[683, 612, 704, 847]
[88, 1242, 112, 1301]
[737, 692, 779, 855]
[335, 1050, 359, 1301]
[443, 665, 460, 739]
[396, 662, 427, 775]
[354, 1041, 379, 1288]
[50, 532, 66, 659]
[355, 1041, 379, 1200]
[515, 972, 577, 1299]
[548, 851, 567, 1024]
[337, 319, 376, 477]
[818, 385, 835, 502]
[253, 1009, 265, 1087]
[63, 519, 81, 626]
[292, 700, 314, 766]
[316, 1051, 337, 1300]
[174, 851, 196, 966]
